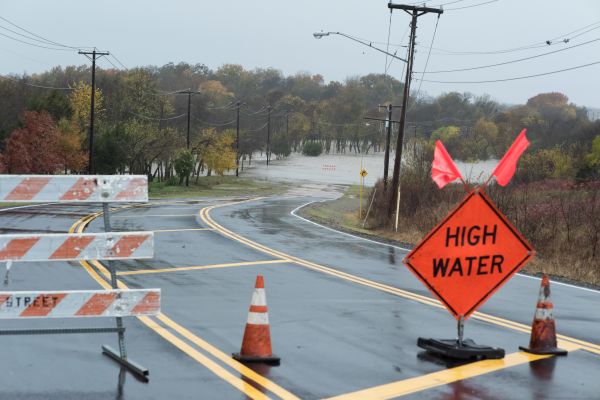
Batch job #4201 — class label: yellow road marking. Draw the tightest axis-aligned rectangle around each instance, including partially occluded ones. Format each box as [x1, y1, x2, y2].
[71, 207, 300, 400]
[156, 313, 300, 400]
[138, 315, 271, 400]
[153, 228, 214, 233]
[199, 201, 600, 358]
[117, 259, 289, 276]
[112, 213, 198, 218]
[325, 350, 564, 400]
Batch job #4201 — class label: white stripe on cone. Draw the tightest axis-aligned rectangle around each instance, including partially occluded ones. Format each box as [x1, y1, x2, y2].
[247, 312, 269, 325]
[252, 288, 267, 306]
[534, 308, 554, 320]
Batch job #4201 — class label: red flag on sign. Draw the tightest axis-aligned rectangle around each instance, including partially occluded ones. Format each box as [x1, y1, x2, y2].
[431, 140, 464, 189]
[491, 129, 530, 186]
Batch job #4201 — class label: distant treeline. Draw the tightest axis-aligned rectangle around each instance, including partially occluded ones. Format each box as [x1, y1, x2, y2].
[0, 62, 599, 181]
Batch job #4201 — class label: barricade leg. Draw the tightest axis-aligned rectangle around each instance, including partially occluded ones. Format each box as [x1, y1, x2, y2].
[101, 202, 149, 381]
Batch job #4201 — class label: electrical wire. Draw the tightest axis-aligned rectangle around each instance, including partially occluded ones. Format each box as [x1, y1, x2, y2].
[415, 59, 600, 83]
[130, 112, 187, 121]
[110, 53, 128, 70]
[444, 0, 498, 11]
[0, 31, 74, 51]
[0, 16, 91, 50]
[385, 11, 393, 75]
[0, 24, 74, 48]
[416, 20, 600, 56]
[206, 102, 235, 111]
[416, 36, 600, 73]
[244, 122, 269, 132]
[0, 74, 73, 90]
[196, 118, 237, 127]
[386, 25, 410, 74]
[102, 56, 119, 70]
[241, 106, 268, 116]
[412, 15, 440, 107]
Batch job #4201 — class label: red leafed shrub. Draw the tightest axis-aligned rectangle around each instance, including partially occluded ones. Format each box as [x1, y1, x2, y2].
[2, 111, 63, 174]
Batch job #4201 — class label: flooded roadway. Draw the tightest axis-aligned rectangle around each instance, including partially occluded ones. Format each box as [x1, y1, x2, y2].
[0, 192, 599, 399]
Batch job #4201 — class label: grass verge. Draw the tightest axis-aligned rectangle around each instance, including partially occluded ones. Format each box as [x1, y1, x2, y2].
[149, 176, 286, 199]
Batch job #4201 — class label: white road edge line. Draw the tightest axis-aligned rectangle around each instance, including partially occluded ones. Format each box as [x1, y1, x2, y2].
[290, 200, 600, 295]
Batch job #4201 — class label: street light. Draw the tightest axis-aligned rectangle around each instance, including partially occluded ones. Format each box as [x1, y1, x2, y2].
[312, 31, 408, 63]
[313, 32, 330, 39]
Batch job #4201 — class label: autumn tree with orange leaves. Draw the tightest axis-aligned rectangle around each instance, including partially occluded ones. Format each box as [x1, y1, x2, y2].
[1, 111, 86, 174]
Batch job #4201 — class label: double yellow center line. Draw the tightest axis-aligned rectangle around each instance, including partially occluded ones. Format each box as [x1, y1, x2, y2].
[70, 206, 300, 400]
[199, 201, 600, 358]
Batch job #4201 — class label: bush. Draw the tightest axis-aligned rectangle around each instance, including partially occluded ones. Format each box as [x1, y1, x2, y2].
[165, 175, 179, 186]
[173, 149, 194, 185]
[515, 146, 575, 183]
[302, 141, 323, 156]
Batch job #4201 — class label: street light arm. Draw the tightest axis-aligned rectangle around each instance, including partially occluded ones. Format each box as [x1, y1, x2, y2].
[313, 31, 407, 63]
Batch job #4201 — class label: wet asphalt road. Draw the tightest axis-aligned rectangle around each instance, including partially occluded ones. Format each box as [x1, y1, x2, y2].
[0, 193, 599, 399]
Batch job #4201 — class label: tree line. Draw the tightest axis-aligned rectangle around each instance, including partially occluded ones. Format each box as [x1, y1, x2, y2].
[0, 62, 599, 182]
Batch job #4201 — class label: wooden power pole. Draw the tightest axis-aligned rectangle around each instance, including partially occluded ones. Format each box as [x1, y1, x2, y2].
[387, 3, 443, 228]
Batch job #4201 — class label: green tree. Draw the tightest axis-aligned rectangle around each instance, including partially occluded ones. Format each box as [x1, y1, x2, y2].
[28, 90, 72, 122]
[174, 149, 194, 184]
[196, 128, 237, 176]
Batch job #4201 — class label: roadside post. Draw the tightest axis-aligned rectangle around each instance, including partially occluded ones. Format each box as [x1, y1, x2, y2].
[359, 165, 368, 218]
[0, 174, 160, 380]
[404, 134, 534, 359]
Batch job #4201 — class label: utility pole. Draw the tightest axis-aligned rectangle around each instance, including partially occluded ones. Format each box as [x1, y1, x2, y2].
[175, 89, 200, 150]
[174, 89, 200, 186]
[378, 104, 402, 191]
[79, 49, 109, 174]
[235, 101, 241, 177]
[266, 105, 272, 165]
[387, 2, 443, 227]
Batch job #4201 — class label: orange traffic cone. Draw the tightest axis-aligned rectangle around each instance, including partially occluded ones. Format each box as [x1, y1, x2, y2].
[232, 275, 280, 365]
[519, 274, 567, 355]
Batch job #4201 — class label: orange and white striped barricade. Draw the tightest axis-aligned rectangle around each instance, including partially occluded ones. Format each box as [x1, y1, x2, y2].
[0, 174, 156, 380]
[0, 175, 147, 202]
[0, 232, 153, 262]
[0, 289, 160, 320]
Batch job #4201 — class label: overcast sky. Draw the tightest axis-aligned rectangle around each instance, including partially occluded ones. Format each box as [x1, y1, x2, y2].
[2, 0, 599, 108]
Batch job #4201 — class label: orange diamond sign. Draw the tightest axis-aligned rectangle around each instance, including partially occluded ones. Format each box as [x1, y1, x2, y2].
[404, 190, 534, 320]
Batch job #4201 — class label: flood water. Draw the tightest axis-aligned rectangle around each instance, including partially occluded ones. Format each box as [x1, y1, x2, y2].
[241, 152, 498, 187]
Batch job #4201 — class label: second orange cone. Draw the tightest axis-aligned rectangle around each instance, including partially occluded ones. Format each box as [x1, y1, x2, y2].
[232, 275, 280, 365]
[520, 274, 567, 356]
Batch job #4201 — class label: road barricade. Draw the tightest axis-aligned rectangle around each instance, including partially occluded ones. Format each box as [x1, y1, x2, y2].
[0, 174, 159, 380]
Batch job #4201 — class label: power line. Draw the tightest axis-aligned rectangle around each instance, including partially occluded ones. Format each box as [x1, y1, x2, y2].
[416, 36, 600, 74]
[130, 112, 187, 121]
[0, 31, 73, 51]
[0, 24, 74, 48]
[244, 122, 269, 132]
[206, 102, 235, 111]
[0, 74, 73, 90]
[195, 117, 237, 127]
[0, 16, 91, 50]
[415, 59, 600, 83]
[444, 0, 499, 11]
[102, 56, 119, 70]
[413, 15, 440, 108]
[417, 21, 600, 56]
[110, 53, 128, 70]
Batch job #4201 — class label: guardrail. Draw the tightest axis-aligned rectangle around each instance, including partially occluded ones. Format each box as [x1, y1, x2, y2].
[0, 174, 159, 381]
